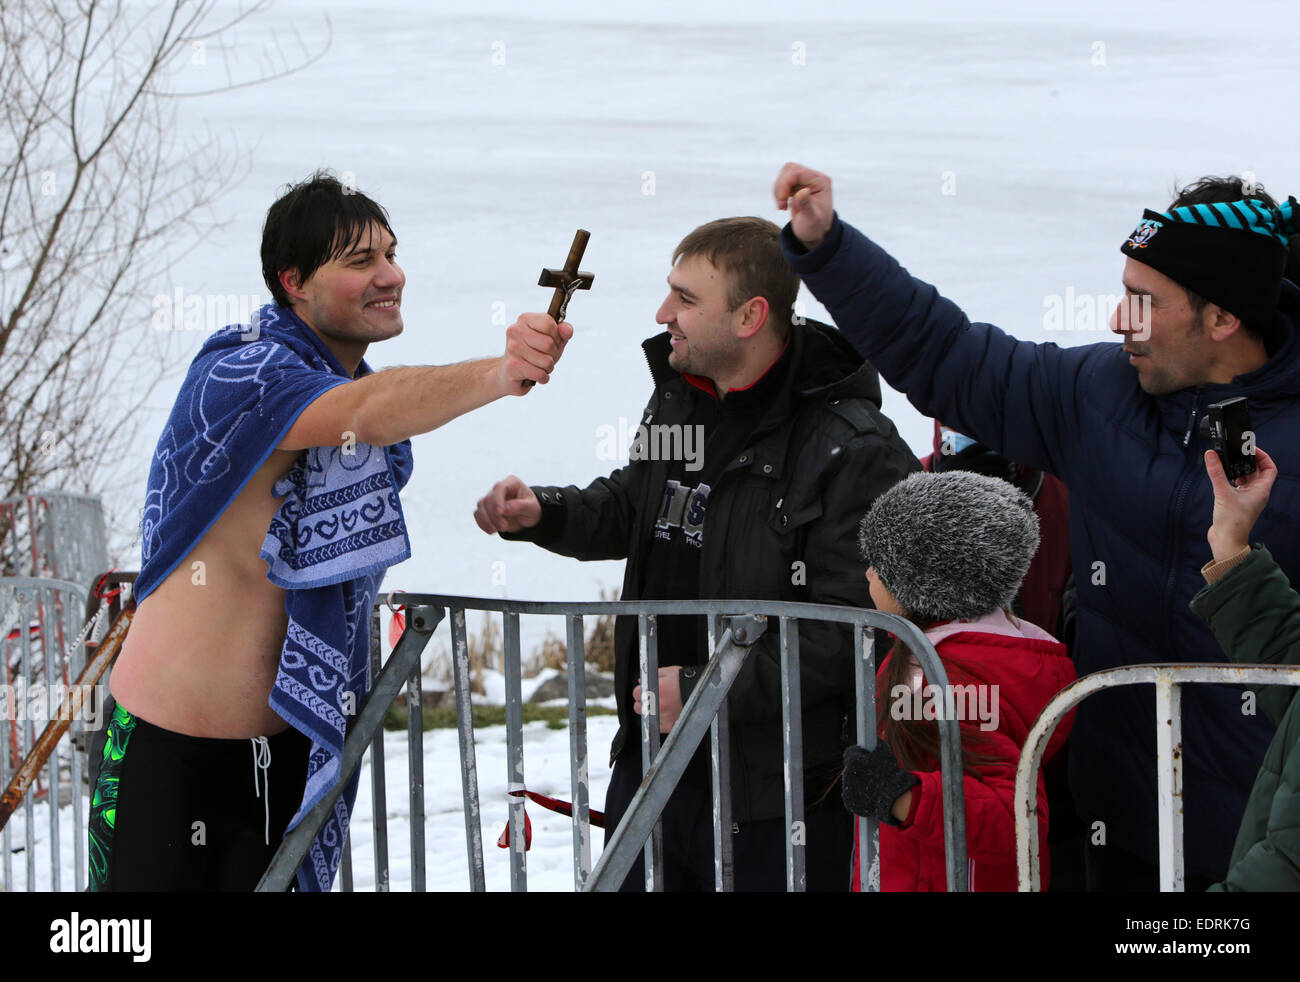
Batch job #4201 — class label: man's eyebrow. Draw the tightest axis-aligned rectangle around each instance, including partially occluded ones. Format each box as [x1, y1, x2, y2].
[340, 236, 397, 259]
[667, 276, 697, 299]
[1122, 280, 1151, 295]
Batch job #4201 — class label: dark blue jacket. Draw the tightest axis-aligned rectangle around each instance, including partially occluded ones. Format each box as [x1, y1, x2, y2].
[784, 215, 1300, 880]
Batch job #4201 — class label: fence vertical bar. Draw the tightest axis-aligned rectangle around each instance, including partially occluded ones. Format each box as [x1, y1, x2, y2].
[709, 614, 734, 892]
[637, 613, 663, 891]
[503, 611, 527, 891]
[70, 602, 87, 891]
[42, 588, 60, 891]
[407, 657, 426, 892]
[853, 622, 880, 891]
[0, 641, 9, 892]
[21, 591, 34, 891]
[779, 617, 806, 892]
[1154, 674, 1184, 892]
[368, 607, 390, 892]
[341, 834, 354, 892]
[565, 614, 591, 889]
[449, 608, 486, 891]
[0, 582, 16, 893]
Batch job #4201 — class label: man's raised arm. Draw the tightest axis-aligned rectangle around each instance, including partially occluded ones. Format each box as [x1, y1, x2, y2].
[278, 313, 572, 451]
[772, 162, 1091, 481]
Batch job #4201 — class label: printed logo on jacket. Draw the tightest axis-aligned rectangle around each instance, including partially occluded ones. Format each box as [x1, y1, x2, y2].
[655, 480, 710, 546]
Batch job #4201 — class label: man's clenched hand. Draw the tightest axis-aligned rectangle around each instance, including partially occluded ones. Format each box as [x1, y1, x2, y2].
[497, 313, 573, 396]
[773, 162, 834, 251]
[474, 475, 543, 534]
[632, 667, 683, 734]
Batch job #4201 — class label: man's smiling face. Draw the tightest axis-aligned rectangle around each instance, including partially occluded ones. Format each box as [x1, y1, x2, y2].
[292, 221, 405, 347]
[655, 253, 744, 382]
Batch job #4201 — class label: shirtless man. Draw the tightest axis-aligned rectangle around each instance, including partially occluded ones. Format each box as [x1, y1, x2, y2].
[91, 172, 570, 890]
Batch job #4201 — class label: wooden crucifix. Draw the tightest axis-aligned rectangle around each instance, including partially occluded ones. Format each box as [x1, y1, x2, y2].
[523, 229, 593, 389]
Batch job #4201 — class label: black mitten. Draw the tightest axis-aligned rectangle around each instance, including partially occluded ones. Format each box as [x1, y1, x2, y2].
[841, 743, 920, 825]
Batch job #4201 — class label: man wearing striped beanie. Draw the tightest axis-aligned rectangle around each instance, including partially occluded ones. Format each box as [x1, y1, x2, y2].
[774, 162, 1300, 891]
[1118, 182, 1299, 394]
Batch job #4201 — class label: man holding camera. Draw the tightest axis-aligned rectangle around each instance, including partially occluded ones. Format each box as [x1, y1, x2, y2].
[773, 162, 1300, 890]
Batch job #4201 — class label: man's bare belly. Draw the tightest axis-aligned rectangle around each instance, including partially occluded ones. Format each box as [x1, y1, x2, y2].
[112, 448, 304, 739]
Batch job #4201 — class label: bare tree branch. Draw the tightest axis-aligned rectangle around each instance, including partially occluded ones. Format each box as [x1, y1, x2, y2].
[0, 0, 329, 545]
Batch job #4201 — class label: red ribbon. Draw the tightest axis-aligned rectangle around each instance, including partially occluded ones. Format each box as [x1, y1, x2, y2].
[496, 789, 606, 851]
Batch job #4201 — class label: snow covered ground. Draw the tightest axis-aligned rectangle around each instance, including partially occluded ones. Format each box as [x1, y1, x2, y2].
[345, 711, 620, 892]
[5, 699, 621, 892]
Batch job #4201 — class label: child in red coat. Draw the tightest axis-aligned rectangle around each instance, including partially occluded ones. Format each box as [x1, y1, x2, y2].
[843, 470, 1076, 891]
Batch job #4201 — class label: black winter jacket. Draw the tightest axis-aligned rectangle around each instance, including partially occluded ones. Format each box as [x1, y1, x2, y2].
[504, 320, 920, 822]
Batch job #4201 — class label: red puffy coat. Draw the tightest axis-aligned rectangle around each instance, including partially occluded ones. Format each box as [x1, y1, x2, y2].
[853, 615, 1076, 891]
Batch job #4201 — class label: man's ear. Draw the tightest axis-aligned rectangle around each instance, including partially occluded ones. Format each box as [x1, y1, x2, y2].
[279, 267, 306, 304]
[1206, 303, 1245, 343]
[735, 296, 770, 339]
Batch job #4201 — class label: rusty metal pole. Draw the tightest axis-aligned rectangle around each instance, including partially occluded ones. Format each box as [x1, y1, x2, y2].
[0, 604, 134, 833]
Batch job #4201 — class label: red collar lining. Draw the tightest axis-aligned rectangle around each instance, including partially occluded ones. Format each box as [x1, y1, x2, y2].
[681, 333, 792, 401]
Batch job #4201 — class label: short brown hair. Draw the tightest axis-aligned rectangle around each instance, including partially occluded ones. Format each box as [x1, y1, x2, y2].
[672, 217, 799, 337]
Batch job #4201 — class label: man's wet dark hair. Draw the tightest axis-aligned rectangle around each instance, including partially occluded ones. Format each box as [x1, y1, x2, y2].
[261, 171, 396, 307]
[1167, 175, 1289, 344]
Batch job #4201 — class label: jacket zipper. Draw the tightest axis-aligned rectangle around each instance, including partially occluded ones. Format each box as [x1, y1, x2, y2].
[1181, 387, 1202, 447]
[1165, 389, 1201, 649]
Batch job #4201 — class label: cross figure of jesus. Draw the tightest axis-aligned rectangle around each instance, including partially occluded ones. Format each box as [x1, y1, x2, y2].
[521, 229, 594, 390]
[538, 228, 594, 323]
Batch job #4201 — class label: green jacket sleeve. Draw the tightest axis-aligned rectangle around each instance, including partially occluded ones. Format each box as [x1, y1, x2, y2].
[1206, 804, 1300, 892]
[1189, 544, 1300, 726]
[1192, 544, 1300, 892]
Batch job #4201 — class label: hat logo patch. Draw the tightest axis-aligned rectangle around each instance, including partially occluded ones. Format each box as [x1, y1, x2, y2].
[1126, 219, 1162, 249]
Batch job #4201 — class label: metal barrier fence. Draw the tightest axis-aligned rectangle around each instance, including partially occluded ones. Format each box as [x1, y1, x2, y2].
[1015, 662, 1300, 892]
[0, 492, 108, 587]
[258, 594, 970, 893]
[1, 576, 92, 891]
[0, 572, 132, 892]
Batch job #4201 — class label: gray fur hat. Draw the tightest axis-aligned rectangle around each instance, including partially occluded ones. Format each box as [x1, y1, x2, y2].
[858, 470, 1040, 623]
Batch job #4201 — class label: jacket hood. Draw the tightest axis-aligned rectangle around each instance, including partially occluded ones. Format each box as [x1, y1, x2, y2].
[641, 318, 883, 408]
[928, 630, 1075, 759]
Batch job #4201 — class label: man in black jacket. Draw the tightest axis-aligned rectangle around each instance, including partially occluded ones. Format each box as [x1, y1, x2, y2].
[474, 217, 920, 890]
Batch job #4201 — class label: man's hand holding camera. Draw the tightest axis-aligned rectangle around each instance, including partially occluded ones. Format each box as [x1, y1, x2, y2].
[1204, 445, 1278, 562]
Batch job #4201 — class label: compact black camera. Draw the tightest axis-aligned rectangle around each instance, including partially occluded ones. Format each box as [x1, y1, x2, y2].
[1199, 396, 1257, 481]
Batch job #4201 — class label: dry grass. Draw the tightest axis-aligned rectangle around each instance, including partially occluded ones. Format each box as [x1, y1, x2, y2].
[418, 612, 499, 696]
[411, 590, 620, 696]
[585, 586, 618, 674]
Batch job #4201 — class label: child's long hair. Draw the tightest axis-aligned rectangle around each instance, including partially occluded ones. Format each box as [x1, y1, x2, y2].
[875, 614, 1006, 774]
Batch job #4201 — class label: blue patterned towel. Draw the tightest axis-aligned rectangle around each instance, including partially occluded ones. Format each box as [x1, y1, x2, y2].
[137, 303, 413, 891]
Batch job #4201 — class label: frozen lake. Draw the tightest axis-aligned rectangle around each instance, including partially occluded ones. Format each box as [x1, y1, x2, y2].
[116, 0, 1299, 633]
